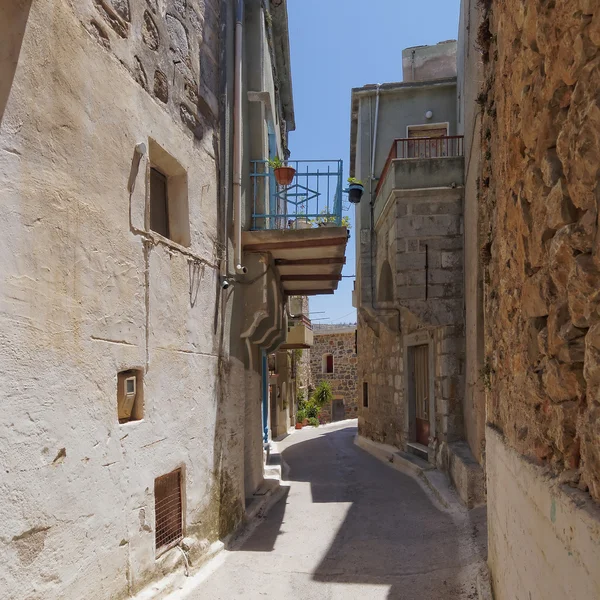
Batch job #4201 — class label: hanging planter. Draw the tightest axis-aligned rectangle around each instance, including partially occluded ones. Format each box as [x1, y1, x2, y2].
[347, 177, 364, 204]
[268, 156, 295, 186]
[274, 166, 296, 186]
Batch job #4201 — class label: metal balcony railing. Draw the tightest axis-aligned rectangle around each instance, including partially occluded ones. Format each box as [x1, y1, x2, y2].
[375, 136, 464, 196]
[250, 159, 343, 230]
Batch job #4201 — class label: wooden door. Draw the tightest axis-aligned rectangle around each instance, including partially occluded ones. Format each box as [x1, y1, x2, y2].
[412, 344, 430, 445]
[332, 399, 345, 422]
[407, 126, 448, 158]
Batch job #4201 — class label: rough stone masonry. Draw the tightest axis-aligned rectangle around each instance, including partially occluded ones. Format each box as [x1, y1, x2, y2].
[478, 0, 600, 504]
[310, 326, 359, 422]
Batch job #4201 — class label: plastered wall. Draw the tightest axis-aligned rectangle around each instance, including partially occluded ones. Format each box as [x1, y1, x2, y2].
[0, 1, 264, 597]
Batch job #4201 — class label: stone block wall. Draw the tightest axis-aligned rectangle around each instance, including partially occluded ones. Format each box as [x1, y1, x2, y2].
[309, 328, 358, 421]
[357, 313, 404, 446]
[73, 0, 220, 142]
[479, 0, 600, 502]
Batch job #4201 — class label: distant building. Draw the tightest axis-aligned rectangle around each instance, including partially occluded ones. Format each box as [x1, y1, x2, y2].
[350, 40, 484, 506]
[309, 325, 358, 422]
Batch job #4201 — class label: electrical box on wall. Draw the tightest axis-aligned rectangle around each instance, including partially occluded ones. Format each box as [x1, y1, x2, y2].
[117, 369, 143, 423]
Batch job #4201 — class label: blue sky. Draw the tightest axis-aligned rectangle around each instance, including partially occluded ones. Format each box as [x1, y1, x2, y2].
[287, 0, 460, 324]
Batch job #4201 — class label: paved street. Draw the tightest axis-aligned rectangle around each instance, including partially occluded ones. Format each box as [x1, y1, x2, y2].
[194, 421, 487, 600]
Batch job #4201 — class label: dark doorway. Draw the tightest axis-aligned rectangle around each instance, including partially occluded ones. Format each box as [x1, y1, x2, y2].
[409, 344, 430, 446]
[332, 399, 345, 422]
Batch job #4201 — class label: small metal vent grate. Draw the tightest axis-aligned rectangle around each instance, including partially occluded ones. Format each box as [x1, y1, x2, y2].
[154, 469, 183, 552]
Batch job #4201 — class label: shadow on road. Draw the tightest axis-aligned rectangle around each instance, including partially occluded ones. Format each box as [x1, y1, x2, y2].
[236, 423, 486, 599]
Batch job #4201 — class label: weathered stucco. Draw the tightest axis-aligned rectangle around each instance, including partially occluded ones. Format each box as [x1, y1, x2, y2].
[0, 0, 287, 597]
[487, 427, 600, 600]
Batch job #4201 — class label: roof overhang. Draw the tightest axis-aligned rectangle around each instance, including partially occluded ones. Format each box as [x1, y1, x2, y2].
[242, 227, 348, 296]
[349, 77, 457, 177]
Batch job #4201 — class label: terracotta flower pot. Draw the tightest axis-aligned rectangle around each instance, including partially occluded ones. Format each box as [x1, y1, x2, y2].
[295, 423, 303, 430]
[274, 166, 296, 186]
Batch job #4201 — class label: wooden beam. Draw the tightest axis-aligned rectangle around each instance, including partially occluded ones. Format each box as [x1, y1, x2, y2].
[280, 274, 342, 282]
[243, 236, 348, 252]
[275, 257, 346, 266]
[284, 289, 335, 296]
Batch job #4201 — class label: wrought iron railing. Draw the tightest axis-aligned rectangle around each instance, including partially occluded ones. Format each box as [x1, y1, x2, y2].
[375, 136, 464, 196]
[250, 159, 343, 230]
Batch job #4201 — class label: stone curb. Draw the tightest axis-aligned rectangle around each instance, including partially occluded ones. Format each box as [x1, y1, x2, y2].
[354, 434, 453, 510]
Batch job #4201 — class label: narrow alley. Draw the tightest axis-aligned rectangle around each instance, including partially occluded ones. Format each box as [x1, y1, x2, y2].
[193, 422, 487, 600]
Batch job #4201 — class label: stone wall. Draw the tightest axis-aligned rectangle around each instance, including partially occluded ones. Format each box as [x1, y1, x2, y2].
[0, 1, 269, 598]
[73, 0, 220, 141]
[479, 0, 600, 503]
[357, 313, 404, 446]
[478, 0, 600, 596]
[309, 328, 358, 421]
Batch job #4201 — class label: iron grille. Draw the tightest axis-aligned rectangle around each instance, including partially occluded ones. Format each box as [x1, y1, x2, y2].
[154, 469, 183, 553]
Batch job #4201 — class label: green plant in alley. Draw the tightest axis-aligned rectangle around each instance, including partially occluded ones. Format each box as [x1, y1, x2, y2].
[347, 177, 363, 185]
[311, 380, 333, 408]
[267, 156, 283, 169]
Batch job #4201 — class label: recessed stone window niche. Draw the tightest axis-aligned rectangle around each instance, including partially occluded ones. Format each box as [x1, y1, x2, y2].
[117, 369, 144, 424]
[147, 139, 190, 247]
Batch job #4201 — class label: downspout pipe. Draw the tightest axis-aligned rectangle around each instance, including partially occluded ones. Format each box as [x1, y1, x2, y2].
[233, 0, 247, 275]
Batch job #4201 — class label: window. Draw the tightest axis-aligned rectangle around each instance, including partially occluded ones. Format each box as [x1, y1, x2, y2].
[363, 382, 369, 408]
[150, 167, 169, 238]
[322, 353, 334, 374]
[148, 139, 190, 246]
[154, 469, 183, 554]
[117, 369, 144, 424]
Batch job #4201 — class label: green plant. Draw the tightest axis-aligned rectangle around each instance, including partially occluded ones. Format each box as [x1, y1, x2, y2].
[305, 401, 320, 419]
[268, 156, 284, 169]
[347, 177, 363, 186]
[307, 417, 319, 427]
[296, 408, 307, 423]
[311, 380, 333, 408]
[314, 209, 352, 229]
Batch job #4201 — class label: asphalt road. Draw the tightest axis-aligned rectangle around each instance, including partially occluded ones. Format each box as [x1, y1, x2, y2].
[194, 421, 487, 600]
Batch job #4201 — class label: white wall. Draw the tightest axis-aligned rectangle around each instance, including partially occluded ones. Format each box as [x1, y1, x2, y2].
[0, 1, 251, 597]
[487, 427, 600, 600]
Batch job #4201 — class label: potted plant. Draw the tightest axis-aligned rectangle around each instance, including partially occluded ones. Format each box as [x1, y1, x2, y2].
[347, 177, 364, 204]
[295, 408, 306, 429]
[268, 156, 296, 186]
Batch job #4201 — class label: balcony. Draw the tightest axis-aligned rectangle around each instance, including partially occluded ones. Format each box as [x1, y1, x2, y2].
[279, 314, 314, 349]
[374, 136, 464, 222]
[243, 160, 348, 297]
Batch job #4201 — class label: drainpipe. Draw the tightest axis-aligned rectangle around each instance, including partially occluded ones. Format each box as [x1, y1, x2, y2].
[233, 0, 247, 275]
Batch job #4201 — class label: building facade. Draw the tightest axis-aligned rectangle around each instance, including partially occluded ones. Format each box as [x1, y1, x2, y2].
[350, 41, 483, 506]
[0, 1, 347, 598]
[309, 325, 358, 423]
[351, 3, 600, 597]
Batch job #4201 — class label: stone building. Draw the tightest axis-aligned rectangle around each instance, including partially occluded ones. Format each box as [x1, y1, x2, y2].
[309, 325, 358, 422]
[470, 0, 600, 597]
[350, 41, 483, 505]
[0, 1, 348, 598]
